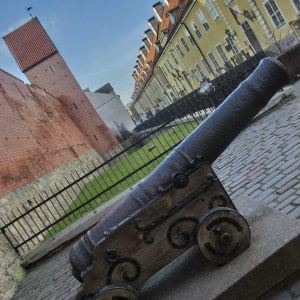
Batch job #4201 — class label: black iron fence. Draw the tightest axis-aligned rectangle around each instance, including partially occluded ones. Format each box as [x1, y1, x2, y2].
[0, 52, 265, 257]
[0, 98, 214, 257]
[135, 51, 265, 131]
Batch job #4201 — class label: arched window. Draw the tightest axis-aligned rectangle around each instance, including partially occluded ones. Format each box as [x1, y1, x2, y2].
[206, 0, 219, 21]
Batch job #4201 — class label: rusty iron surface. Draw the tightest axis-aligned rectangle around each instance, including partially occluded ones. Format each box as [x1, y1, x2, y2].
[70, 45, 299, 298]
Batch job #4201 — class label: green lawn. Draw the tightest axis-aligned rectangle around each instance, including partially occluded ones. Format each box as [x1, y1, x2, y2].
[44, 120, 200, 239]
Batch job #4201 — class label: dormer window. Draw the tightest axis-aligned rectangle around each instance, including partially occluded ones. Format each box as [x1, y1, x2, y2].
[167, 11, 176, 25]
[145, 29, 154, 45]
[148, 17, 159, 35]
[153, 2, 164, 23]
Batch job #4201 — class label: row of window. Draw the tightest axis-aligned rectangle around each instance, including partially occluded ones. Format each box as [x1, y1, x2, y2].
[143, 0, 291, 100]
[161, 0, 288, 81]
[162, 42, 230, 82]
[196, 0, 287, 35]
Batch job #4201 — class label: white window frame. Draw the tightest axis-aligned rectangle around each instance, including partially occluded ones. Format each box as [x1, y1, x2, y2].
[264, 0, 286, 29]
[225, 36, 239, 55]
[185, 29, 195, 46]
[292, 0, 300, 12]
[180, 36, 190, 52]
[208, 52, 220, 69]
[195, 63, 206, 80]
[206, 0, 219, 21]
[197, 10, 210, 31]
[176, 44, 185, 58]
[190, 21, 202, 40]
[216, 44, 228, 63]
[170, 51, 179, 64]
[191, 68, 199, 82]
[225, 0, 233, 5]
[166, 58, 174, 70]
[164, 62, 171, 75]
[201, 58, 212, 74]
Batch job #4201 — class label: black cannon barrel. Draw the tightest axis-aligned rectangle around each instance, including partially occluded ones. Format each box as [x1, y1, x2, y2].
[70, 53, 294, 281]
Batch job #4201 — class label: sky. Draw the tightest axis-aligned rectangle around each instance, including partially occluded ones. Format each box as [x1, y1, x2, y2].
[0, 0, 157, 105]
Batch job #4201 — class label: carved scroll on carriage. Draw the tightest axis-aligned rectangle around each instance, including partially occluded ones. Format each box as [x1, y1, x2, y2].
[70, 45, 299, 299]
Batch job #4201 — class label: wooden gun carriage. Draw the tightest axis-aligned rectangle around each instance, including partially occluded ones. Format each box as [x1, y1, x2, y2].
[70, 46, 299, 299]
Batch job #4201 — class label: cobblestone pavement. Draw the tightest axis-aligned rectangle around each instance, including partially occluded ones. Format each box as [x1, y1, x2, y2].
[14, 82, 300, 300]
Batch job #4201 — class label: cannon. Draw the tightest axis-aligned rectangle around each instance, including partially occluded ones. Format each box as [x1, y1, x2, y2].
[69, 45, 299, 299]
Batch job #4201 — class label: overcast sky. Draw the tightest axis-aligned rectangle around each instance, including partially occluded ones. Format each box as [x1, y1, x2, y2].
[0, 0, 157, 104]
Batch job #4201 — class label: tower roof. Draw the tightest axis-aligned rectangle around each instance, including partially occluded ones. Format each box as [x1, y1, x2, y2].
[3, 17, 57, 72]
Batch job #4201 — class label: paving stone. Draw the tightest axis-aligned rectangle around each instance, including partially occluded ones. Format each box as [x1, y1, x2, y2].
[289, 206, 300, 219]
[276, 189, 298, 205]
[279, 204, 296, 214]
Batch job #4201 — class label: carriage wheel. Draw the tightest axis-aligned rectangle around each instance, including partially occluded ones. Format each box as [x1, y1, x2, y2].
[196, 207, 250, 265]
[93, 283, 138, 300]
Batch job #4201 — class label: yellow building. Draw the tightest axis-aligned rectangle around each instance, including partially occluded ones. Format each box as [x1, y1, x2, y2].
[130, 0, 300, 121]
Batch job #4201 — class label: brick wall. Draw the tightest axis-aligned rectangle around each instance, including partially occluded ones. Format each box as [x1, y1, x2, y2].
[0, 69, 93, 198]
[4, 17, 119, 155]
[25, 53, 119, 155]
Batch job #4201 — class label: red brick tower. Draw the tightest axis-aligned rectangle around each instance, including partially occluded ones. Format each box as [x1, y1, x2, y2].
[4, 17, 119, 155]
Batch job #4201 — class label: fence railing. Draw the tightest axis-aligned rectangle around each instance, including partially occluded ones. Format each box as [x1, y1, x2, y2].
[0, 52, 265, 257]
[0, 97, 214, 256]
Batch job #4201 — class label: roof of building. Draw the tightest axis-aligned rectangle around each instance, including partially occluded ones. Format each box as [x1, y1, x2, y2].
[3, 17, 57, 72]
[94, 83, 114, 94]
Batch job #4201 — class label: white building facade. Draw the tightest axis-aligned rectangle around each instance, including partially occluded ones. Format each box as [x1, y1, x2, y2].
[85, 83, 135, 136]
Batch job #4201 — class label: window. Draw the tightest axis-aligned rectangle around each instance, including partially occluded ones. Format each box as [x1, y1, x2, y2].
[206, 0, 219, 21]
[170, 51, 179, 64]
[49, 65, 56, 73]
[191, 69, 199, 82]
[161, 66, 168, 77]
[201, 58, 212, 74]
[191, 21, 202, 40]
[264, 0, 286, 29]
[180, 37, 190, 52]
[164, 62, 171, 75]
[195, 64, 206, 79]
[197, 10, 210, 31]
[176, 44, 185, 58]
[208, 52, 220, 69]
[293, 0, 300, 12]
[166, 58, 174, 70]
[216, 45, 228, 62]
[225, 36, 239, 55]
[185, 29, 195, 46]
[225, 0, 233, 5]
